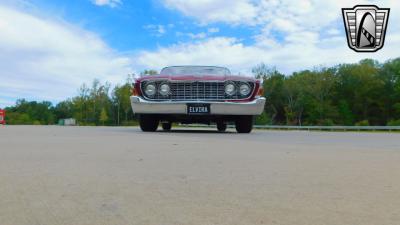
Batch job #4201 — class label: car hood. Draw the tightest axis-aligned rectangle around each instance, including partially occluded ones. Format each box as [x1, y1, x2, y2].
[137, 74, 256, 82]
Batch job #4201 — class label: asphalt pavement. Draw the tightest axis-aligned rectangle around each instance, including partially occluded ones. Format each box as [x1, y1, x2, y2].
[0, 126, 399, 225]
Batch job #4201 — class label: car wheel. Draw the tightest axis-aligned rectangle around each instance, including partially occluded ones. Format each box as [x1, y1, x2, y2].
[217, 122, 227, 132]
[235, 116, 253, 133]
[162, 122, 172, 131]
[139, 115, 159, 132]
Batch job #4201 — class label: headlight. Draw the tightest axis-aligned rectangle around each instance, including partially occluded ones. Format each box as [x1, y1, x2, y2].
[225, 82, 236, 96]
[144, 83, 156, 96]
[239, 83, 251, 96]
[159, 83, 170, 96]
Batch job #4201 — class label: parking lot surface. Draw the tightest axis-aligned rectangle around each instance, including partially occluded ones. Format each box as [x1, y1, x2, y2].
[0, 126, 399, 225]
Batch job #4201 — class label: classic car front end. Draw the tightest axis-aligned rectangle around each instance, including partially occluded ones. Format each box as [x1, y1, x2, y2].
[130, 66, 266, 133]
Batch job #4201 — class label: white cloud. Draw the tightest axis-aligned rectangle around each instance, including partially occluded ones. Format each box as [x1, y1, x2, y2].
[175, 26, 220, 39]
[91, 0, 121, 8]
[207, 27, 219, 33]
[137, 0, 400, 75]
[326, 28, 341, 36]
[163, 0, 258, 25]
[162, 0, 375, 26]
[161, 0, 400, 39]
[0, 5, 133, 107]
[144, 24, 166, 37]
[2, 0, 400, 108]
[136, 37, 262, 71]
[187, 32, 207, 39]
[136, 32, 400, 76]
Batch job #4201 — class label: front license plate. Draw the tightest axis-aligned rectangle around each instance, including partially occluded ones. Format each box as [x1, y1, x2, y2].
[187, 103, 210, 114]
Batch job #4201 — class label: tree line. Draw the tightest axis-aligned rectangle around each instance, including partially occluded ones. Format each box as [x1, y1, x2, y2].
[4, 58, 400, 126]
[5, 76, 135, 126]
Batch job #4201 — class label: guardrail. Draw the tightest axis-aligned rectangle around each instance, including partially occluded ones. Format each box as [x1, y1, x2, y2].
[182, 124, 400, 131]
[254, 125, 400, 131]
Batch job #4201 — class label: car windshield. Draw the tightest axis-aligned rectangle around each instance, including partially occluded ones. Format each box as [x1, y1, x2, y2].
[160, 66, 231, 76]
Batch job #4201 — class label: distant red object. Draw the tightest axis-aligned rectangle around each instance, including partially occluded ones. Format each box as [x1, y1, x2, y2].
[0, 109, 5, 125]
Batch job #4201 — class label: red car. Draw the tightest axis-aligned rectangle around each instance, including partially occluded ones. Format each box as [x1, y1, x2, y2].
[0, 109, 5, 125]
[130, 66, 266, 133]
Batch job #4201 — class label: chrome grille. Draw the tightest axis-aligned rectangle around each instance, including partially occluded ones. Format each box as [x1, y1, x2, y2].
[171, 82, 226, 100]
[141, 81, 254, 101]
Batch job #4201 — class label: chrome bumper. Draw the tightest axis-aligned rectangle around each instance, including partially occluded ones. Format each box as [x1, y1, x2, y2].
[130, 96, 266, 115]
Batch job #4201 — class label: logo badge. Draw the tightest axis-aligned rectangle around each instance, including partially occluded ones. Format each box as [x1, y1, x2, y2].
[342, 5, 390, 52]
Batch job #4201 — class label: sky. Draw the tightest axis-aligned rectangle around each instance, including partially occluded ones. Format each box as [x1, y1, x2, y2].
[0, 0, 400, 108]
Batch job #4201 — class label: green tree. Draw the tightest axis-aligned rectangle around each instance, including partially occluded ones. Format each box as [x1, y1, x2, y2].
[335, 59, 385, 125]
[252, 63, 286, 124]
[54, 99, 74, 120]
[252, 63, 278, 80]
[337, 100, 354, 125]
[5, 58, 400, 127]
[5, 112, 32, 124]
[283, 74, 307, 125]
[255, 111, 271, 125]
[99, 108, 108, 125]
[5, 99, 55, 124]
[298, 69, 338, 125]
[380, 58, 400, 121]
[113, 81, 133, 125]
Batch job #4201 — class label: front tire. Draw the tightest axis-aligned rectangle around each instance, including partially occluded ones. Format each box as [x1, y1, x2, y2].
[235, 116, 253, 133]
[162, 122, 172, 131]
[139, 115, 159, 132]
[217, 122, 227, 132]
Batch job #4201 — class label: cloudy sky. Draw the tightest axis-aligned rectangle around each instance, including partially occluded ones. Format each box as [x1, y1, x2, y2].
[0, 0, 399, 107]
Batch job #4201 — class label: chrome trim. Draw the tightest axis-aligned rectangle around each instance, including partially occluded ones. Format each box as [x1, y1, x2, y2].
[160, 66, 232, 76]
[158, 82, 171, 96]
[143, 81, 157, 97]
[239, 82, 251, 96]
[130, 96, 266, 115]
[140, 79, 256, 83]
[224, 81, 237, 96]
[140, 80, 256, 101]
